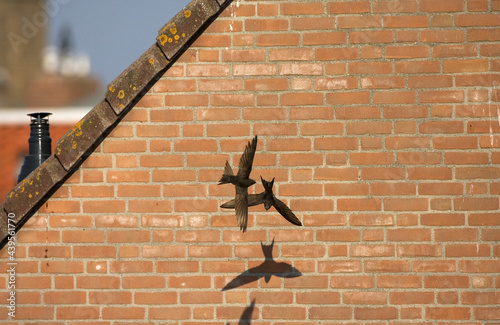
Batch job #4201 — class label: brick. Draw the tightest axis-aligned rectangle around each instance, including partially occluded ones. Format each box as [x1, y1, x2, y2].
[351, 152, 394, 165]
[328, 1, 370, 13]
[89, 292, 132, 305]
[73, 246, 116, 258]
[280, 93, 323, 106]
[325, 183, 369, 197]
[257, 33, 300, 46]
[245, 18, 288, 31]
[361, 76, 405, 88]
[102, 307, 145, 319]
[62, 230, 105, 243]
[388, 229, 431, 242]
[420, 0, 464, 12]
[317, 48, 358, 62]
[348, 122, 392, 135]
[77, 276, 120, 289]
[149, 307, 190, 320]
[351, 245, 394, 257]
[303, 31, 347, 45]
[456, 14, 500, 26]
[56, 306, 99, 320]
[445, 152, 489, 165]
[344, 291, 387, 305]
[384, 15, 428, 28]
[468, 0, 489, 11]
[459, 260, 500, 273]
[41, 261, 84, 273]
[50, 215, 93, 228]
[373, 0, 418, 13]
[378, 275, 421, 288]
[44, 291, 86, 304]
[398, 243, 442, 257]
[443, 59, 489, 73]
[150, 108, 193, 122]
[421, 213, 465, 226]
[338, 198, 382, 211]
[233, 64, 277, 76]
[134, 292, 176, 305]
[362, 167, 406, 180]
[331, 275, 375, 288]
[462, 292, 500, 305]
[446, 244, 491, 257]
[374, 90, 417, 104]
[469, 213, 500, 226]
[339, 15, 382, 28]
[281, 2, 324, 15]
[350, 61, 393, 74]
[413, 261, 456, 272]
[425, 276, 469, 288]
[366, 260, 409, 272]
[408, 75, 453, 88]
[29, 246, 71, 258]
[122, 276, 165, 289]
[475, 307, 500, 320]
[433, 44, 478, 58]
[396, 60, 440, 73]
[350, 214, 394, 226]
[153, 79, 196, 93]
[289, 107, 334, 121]
[279, 63, 323, 76]
[426, 307, 470, 320]
[420, 30, 465, 43]
[386, 138, 430, 152]
[309, 307, 352, 320]
[355, 307, 398, 320]
[284, 276, 328, 289]
[455, 198, 498, 210]
[351, 31, 394, 43]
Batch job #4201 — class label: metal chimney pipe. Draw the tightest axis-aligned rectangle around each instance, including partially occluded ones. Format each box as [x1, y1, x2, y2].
[17, 112, 52, 183]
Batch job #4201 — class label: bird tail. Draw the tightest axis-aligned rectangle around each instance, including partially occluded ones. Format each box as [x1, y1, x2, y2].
[218, 161, 234, 184]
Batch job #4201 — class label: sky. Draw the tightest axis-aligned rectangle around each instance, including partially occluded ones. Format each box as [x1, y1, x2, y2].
[48, 0, 191, 89]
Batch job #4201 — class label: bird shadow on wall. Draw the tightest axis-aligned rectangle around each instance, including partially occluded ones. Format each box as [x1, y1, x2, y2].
[226, 299, 256, 325]
[222, 238, 302, 291]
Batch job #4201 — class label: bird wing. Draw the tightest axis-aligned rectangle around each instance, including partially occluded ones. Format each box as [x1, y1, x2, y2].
[218, 161, 235, 185]
[220, 192, 264, 209]
[273, 197, 302, 226]
[237, 136, 257, 179]
[224, 160, 234, 176]
[235, 186, 249, 232]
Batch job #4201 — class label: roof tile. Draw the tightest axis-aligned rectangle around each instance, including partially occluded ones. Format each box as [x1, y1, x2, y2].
[105, 44, 169, 114]
[55, 100, 117, 171]
[156, 0, 224, 60]
[0, 209, 7, 241]
[3, 155, 66, 224]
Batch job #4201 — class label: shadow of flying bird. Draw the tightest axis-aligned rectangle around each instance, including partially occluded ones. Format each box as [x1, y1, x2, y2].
[226, 299, 256, 325]
[219, 136, 258, 232]
[221, 176, 302, 227]
[222, 238, 302, 291]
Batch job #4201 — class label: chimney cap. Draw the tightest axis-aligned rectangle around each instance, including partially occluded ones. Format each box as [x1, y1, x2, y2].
[27, 112, 52, 118]
[27, 112, 52, 123]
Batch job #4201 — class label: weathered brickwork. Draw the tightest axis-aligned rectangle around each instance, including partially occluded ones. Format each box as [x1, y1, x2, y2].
[1, 0, 500, 323]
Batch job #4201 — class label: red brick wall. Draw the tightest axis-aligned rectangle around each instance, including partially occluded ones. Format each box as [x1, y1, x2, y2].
[2, 0, 500, 323]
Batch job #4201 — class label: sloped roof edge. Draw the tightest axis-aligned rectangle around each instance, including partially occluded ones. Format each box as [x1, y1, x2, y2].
[0, 0, 233, 249]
